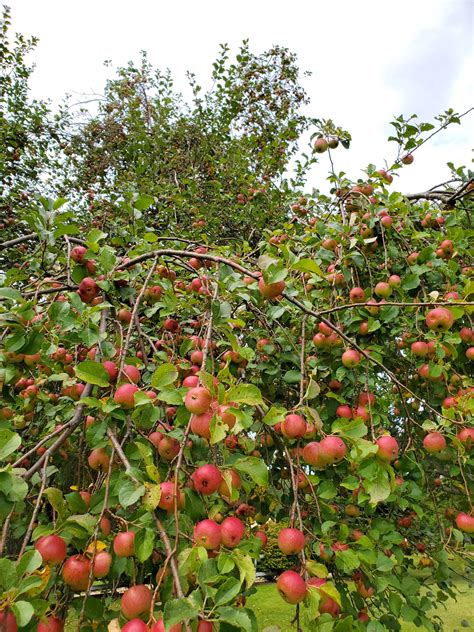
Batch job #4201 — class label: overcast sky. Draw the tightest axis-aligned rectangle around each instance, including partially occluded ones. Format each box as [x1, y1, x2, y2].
[10, 0, 474, 194]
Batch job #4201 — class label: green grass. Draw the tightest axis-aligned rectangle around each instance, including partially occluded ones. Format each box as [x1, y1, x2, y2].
[246, 582, 474, 631]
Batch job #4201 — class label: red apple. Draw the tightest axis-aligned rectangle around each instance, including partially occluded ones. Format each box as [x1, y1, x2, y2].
[425, 308, 454, 332]
[220, 516, 245, 548]
[376, 435, 399, 461]
[185, 387, 212, 414]
[88, 447, 110, 471]
[277, 528, 305, 555]
[35, 534, 67, 565]
[276, 570, 307, 604]
[319, 435, 347, 464]
[61, 555, 91, 591]
[194, 519, 221, 549]
[281, 413, 307, 439]
[258, 277, 285, 299]
[114, 384, 139, 408]
[113, 531, 135, 557]
[341, 349, 361, 368]
[92, 551, 112, 578]
[121, 584, 152, 619]
[37, 616, 64, 632]
[455, 512, 474, 533]
[423, 432, 446, 453]
[192, 464, 222, 495]
[122, 620, 150, 632]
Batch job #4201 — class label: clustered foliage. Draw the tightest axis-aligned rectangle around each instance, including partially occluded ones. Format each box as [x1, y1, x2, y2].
[0, 6, 473, 632]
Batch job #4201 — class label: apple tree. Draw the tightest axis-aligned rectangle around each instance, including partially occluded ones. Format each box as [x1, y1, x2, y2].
[0, 12, 473, 632]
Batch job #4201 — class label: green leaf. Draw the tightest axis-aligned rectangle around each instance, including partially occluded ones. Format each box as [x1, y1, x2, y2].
[283, 370, 302, 384]
[318, 480, 337, 499]
[20, 332, 44, 354]
[0, 429, 21, 460]
[0, 287, 23, 301]
[364, 466, 391, 504]
[332, 418, 367, 439]
[65, 514, 97, 534]
[44, 487, 68, 521]
[0, 558, 16, 590]
[83, 596, 104, 620]
[74, 360, 110, 387]
[134, 194, 155, 210]
[134, 528, 155, 562]
[0, 471, 28, 501]
[306, 561, 328, 578]
[226, 384, 263, 405]
[157, 387, 183, 405]
[262, 406, 286, 426]
[16, 549, 42, 578]
[402, 274, 420, 290]
[151, 363, 178, 389]
[163, 597, 199, 630]
[304, 585, 321, 622]
[234, 457, 268, 487]
[10, 601, 34, 627]
[210, 415, 227, 445]
[335, 549, 360, 574]
[118, 480, 145, 508]
[216, 606, 257, 632]
[215, 576, 242, 606]
[293, 258, 325, 277]
[320, 582, 342, 607]
[231, 551, 256, 589]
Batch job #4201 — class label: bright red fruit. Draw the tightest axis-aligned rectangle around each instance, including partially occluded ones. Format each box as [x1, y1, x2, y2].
[184, 387, 212, 414]
[423, 432, 446, 453]
[319, 435, 347, 464]
[61, 555, 91, 591]
[307, 577, 340, 617]
[341, 349, 361, 368]
[302, 441, 326, 468]
[158, 481, 181, 512]
[220, 516, 245, 548]
[192, 464, 223, 494]
[113, 531, 135, 557]
[193, 519, 221, 549]
[425, 307, 454, 331]
[37, 616, 64, 632]
[457, 427, 474, 449]
[121, 584, 152, 619]
[35, 534, 67, 565]
[376, 435, 399, 461]
[113, 383, 139, 408]
[276, 570, 307, 604]
[281, 413, 307, 439]
[196, 622, 214, 632]
[121, 620, 149, 632]
[78, 277, 100, 303]
[255, 530, 268, 548]
[277, 528, 305, 555]
[258, 277, 285, 298]
[150, 620, 182, 632]
[0, 612, 17, 632]
[88, 447, 110, 471]
[92, 550, 112, 578]
[455, 512, 474, 533]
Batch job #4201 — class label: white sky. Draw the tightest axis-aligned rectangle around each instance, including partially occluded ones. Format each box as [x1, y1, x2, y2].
[10, 0, 474, 194]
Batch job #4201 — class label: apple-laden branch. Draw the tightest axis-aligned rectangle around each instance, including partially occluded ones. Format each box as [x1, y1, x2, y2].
[117, 248, 469, 423]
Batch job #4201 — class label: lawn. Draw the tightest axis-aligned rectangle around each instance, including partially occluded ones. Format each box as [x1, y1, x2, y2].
[246, 582, 473, 631]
